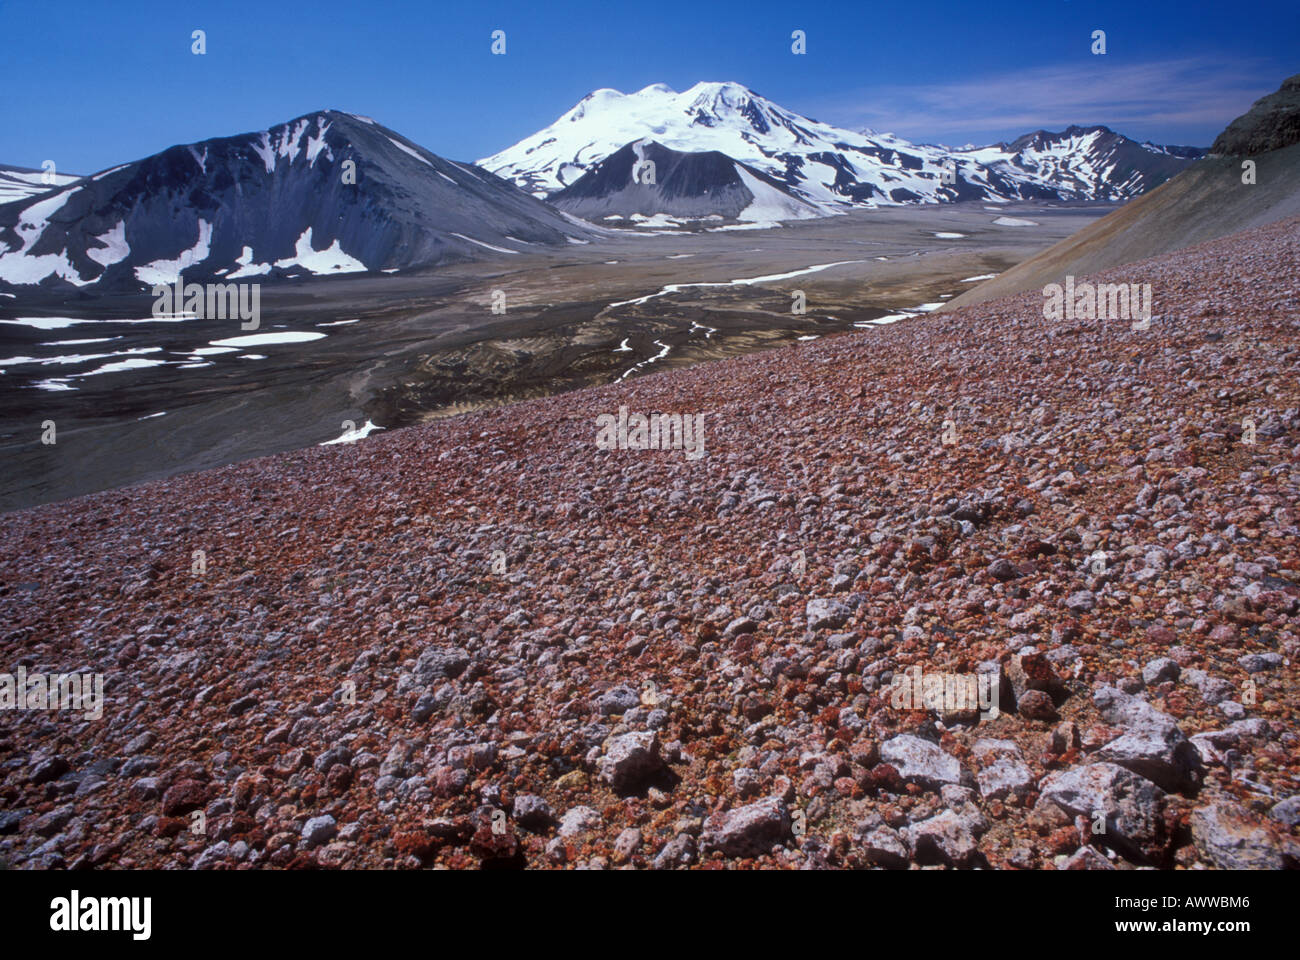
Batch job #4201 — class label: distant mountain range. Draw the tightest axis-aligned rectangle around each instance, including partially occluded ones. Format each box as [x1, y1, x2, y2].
[0, 111, 590, 292]
[945, 72, 1300, 310]
[480, 81, 1205, 210]
[0, 82, 1208, 292]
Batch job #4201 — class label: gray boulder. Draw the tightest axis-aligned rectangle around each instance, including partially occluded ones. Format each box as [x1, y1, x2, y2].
[1092, 686, 1201, 792]
[597, 731, 665, 793]
[1191, 801, 1284, 870]
[880, 734, 964, 789]
[1038, 762, 1166, 861]
[700, 798, 791, 858]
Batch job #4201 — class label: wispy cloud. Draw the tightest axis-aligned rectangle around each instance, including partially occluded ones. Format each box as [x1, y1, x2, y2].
[809, 59, 1276, 146]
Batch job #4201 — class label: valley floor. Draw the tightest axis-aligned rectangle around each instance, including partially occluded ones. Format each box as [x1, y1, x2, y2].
[0, 201, 1108, 512]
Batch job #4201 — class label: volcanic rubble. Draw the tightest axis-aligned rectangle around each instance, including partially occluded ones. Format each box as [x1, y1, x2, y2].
[1, 217, 1298, 870]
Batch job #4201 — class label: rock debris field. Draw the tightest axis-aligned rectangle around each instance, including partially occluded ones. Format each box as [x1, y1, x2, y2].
[1, 216, 1298, 870]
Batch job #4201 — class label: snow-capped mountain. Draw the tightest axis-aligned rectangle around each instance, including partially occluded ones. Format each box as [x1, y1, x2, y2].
[0, 164, 81, 205]
[0, 111, 591, 292]
[960, 126, 1206, 201]
[550, 139, 821, 221]
[479, 82, 1204, 209]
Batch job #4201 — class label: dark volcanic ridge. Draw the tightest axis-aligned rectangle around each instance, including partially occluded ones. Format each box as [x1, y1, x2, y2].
[0, 215, 1297, 870]
[550, 139, 818, 221]
[0, 111, 592, 294]
[1212, 73, 1300, 157]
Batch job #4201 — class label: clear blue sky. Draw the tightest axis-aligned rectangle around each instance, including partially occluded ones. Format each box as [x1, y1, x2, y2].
[3, 0, 1296, 174]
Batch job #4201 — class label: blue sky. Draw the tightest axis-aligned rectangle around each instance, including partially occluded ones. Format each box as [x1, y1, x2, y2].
[2, 0, 1296, 174]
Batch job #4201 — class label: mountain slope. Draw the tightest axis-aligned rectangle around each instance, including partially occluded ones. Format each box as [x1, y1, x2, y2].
[2, 214, 1297, 870]
[479, 82, 1203, 209]
[549, 139, 822, 221]
[0, 111, 592, 292]
[945, 74, 1300, 310]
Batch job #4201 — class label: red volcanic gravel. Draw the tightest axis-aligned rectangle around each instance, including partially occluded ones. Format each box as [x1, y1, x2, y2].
[1, 217, 1299, 870]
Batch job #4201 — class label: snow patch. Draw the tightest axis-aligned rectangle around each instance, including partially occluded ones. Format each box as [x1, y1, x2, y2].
[306, 118, 333, 165]
[41, 337, 121, 346]
[0, 317, 84, 330]
[387, 136, 433, 166]
[229, 245, 272, 278]
[321, 419, 384, 445]
[0, 346, 162, 369]
[735, 165, 819, 221]
[86, 221, 129, 268]
[617, 339, 672, 381]
[450, 233, 519, 255]
[274, 228, 366, 274]
[82, 357, 170, 376]
[0, 188, 94, 286]
[209, 331, 326, 348]
[708, 220, 781, 232]
[251, 132, 276, 173]
[134, 220, 213, 285]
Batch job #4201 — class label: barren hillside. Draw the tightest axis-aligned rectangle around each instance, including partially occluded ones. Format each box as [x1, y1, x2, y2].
[1, 216, 1298, 870]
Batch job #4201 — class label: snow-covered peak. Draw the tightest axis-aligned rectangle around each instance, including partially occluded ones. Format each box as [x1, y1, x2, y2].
[479, 83, 1205, 207]
[682, 80, 756, 108]
[480, 81, 872, 199]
